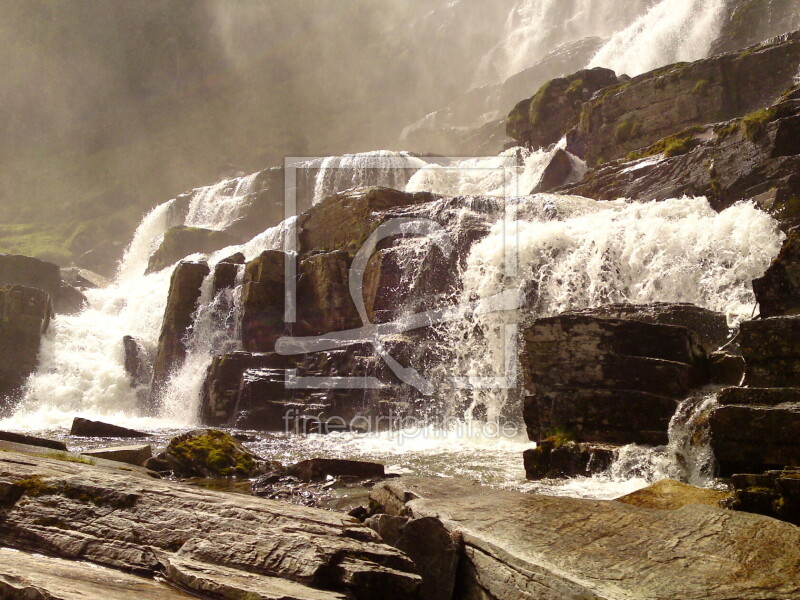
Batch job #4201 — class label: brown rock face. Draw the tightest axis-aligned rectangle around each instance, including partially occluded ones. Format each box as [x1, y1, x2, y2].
[523, 440, 616, 480]
[297, 250, 360, 335]
[506, 67, 619, 150]
[0, 284, 52, 403]
[0, 253, 61, 305]
[726, 468, 800, 525]
[240, 250, 287, 352]
[566, 31, 800, 166]
[150, 261, 209, 403]
[522, 307, 710, 445]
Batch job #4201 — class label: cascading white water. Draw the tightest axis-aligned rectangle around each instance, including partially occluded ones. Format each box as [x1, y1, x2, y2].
[312, 151, 429, 205]
[589, 0, 726, 76]
[443, 196, 784, 420]
[184, 172, 260, 231]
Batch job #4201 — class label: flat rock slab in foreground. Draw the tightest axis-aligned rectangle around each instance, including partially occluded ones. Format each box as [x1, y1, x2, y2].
[371, 477, 800, 600]
[0, 449, 420, 600]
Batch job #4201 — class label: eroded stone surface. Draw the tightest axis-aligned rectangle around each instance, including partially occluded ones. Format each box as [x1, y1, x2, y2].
[371, 476, 800, 600]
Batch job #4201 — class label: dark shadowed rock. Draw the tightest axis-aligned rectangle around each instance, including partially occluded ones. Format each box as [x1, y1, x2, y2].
[55, 283, 87, 314]
[0, 253, 61, 304]
[506, 67, 619, 150]
[0, 448, 420, 599]
[165, 429, 264, 478]
[146, 226, 236, 273]
[367, 514, 460, 600]
[211, 261, 241, 296]
[711, 0, 800, 54]
[725, 467, 800, 525]
[123, 335, 152, 388]
[753, 228, 800, 317]
[740, 316, 800, 386]
[523, 440, 616, 480]
[0, 431, 67, 451]
[523, 310, 709, 445]
[70, 417, 148, 438]
[370, 476, 800, 600]
[150, 260, 209, 402]
[81, 444, 153, 467]
[531, 147, 577, 192]
[290, 458, 385, 482]
[0, 284, 52, 402]
[297, 250, 360, 335]
[566, 32, 800, 166]
[709, 350, 745, 385]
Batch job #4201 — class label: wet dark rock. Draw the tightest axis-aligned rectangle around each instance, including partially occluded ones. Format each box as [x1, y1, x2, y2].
[523, 440, 616, 480]
[725, 467, 800, 525]
[211, 261, 240, 296]
[0, 284, 53, 402]
[740, 316, 800, 387]
[81, 444, 153, 467]
[240, 250, 287, 352]
[143, 453, 171, 473]
[531, 148, 577, 192]
[753, 228, 800, 317]
[0, 448, 421, 599]
[370, 476, 800, 600]
[122, 335, 152, 388]
[70, 417, 148, 438]
[616, 479, 730, 511]
[566, 31, 800, 166]
[0, 431, 67, 451]
[709, 350, 745, 385]
[711, 0, 800, 54]
[506, 67, 619, 150]
[289, 458, 385, 482]
[0, 253, 61, 305]
[55, 283, 87, 314]
[367, 514, 460, 600]
[523, 309, 709, 445]
[146, 226, 236, 274]
[164, 429, 265, 478]
[150, 260, 209, 402]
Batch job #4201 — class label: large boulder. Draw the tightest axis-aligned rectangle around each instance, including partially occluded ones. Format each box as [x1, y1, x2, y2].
[711, 0, 800, 54]
[150, 261, 209, 402]
[523, 309, 709, 445]
[0, 448, 421, 599]
[0, 253, 61, 305]
[81, 444, 153, 467]
[146, 226, 236, 273]
[565, 31, 800, 166]
[506, 67, 619, 150]
[370, 476, 800, 600]
[0, 284, 52, 402]
[296, 250, 360, 336]
[70, 417, 148, 438]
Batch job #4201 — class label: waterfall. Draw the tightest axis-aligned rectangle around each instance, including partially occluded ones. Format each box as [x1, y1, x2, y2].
[312, 151, 428, 205]
[184, 172, 260, 231]
[589, 0, 726, 76]
[440, 196, 783, 420]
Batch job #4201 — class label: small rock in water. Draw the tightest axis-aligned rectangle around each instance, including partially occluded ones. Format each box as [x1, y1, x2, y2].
[70, 417, 149, 438]
[165, 429, 267, 478]
[289, 458, 385, 482]
[0, 430, 67, 451]
[81, 444, 153, 467]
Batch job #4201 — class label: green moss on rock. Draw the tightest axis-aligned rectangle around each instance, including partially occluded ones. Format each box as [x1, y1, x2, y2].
[166, 429, 262, 478]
